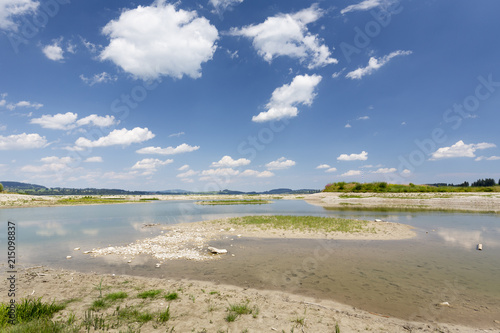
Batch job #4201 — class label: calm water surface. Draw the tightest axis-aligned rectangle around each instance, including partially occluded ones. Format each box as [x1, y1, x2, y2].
[1, 200, 499, 327]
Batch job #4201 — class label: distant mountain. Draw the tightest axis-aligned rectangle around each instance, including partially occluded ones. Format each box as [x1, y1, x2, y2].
[0, 181, 320, 196]
[0, 181, 149, 195]
[1, 181, 47, 190]
[156, 189, 193, 194]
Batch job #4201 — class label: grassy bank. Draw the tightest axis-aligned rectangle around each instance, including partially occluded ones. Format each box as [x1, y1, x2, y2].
[225, 215, 372, 233]
[323, 182, 500, 193]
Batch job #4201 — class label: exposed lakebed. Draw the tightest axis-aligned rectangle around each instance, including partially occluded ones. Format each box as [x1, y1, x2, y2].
[1, 199, 499, 328]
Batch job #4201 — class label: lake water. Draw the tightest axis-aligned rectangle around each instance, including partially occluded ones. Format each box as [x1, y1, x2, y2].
[1, 199, 499, 327]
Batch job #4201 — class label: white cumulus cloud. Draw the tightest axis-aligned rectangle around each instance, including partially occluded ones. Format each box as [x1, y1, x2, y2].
[341, 170, 362, 177]
[132, 158, 173, 170]
[0, 133, 46, 150]
[75, 127, 155, 148]
[0, 0, 39, 31]
[430, 140, 496, 160]
[209, 0, 243, 13]
[22, 156, 73, 173]
[346, 50, 412, 80]
[177, 169, 198, 178]
[178, 164, 189, 171]
[372, 167, 397, 174]
[337, 151, 368, 161]
[266, 157, 296, 170]
[31, 113, 117, 130]
[5, 100, 43, 111]
[42, 40, 64, 61]
[252, 74, 322, 122]
[136, 143, 200, 155]
[325, 167, 337, 173]
[316, 164, 330, 169]
[230, 4, 337, 69]
[80, 72, 117, 86]
[341, 0, 394, 15]
[240, 169, 274, 178]
[30, 112, 78, 130]
[475, 156, 500, 161]
[211, 155, 251, 168]
[201, 168, 239, 177]
[84, 156, 103, 163]
[100, 1, 218, 80]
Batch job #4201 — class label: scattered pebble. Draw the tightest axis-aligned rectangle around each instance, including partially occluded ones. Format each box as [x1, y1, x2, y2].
[73, 247, 80, 251]
[66, 256, 72, 259]
[439, 302, 450, 307]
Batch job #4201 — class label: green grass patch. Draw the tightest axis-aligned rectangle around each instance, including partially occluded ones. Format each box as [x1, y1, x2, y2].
[89, 299, 108, 311]
[105, 291, 128, 301]
[197, 199, 271, 205]
[137, 289, 162, 299]
[139, 198, 159, 201]
[0, 297, 66, 329]
[157, 306, 170, 323]
[164, 292, 179, 301]
[56, 196, 136, 205]
[324, 182, 500, 193]
[226, 215, 370, 233]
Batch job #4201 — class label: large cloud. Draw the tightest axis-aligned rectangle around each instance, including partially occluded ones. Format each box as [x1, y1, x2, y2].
[0, 0, 39, 31]
[0, 133, 46, 150]
[230, 4, 337, 69]
[75, 127, 154, 148]
[252, 74, 322, 122]
[346, 50, 412, 80]
[100, 1, 218, 80]
[430, 140, 496, 160]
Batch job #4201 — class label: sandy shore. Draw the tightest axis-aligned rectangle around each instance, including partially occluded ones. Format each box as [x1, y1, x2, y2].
[1, 266, 495, 333]
[304, 192, 500, 213]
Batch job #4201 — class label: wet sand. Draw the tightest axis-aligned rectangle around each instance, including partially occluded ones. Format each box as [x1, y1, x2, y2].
[1, 266, 496, 332]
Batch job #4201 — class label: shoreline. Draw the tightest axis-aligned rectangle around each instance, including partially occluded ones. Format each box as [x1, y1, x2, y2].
[304, 192, 500, 213]
[2, 192, 500, 213]
[1, 266, 496, 332]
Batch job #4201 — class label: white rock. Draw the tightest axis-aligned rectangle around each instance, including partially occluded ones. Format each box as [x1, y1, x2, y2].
[477, 243, 483, 251]
[237, 234, 242, 237]
[439, 301, 450, 307]
[208, 246, 227, 254]
[83, 251, 92, 254]
[74, 247, 80, 251]
[66, 256, 72, 259]
[374, 219, 383, 222]
[155, 263, 161, 268]
[127, 260, 132, 263]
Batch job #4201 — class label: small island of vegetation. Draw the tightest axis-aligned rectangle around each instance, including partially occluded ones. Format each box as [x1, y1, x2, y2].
[196, 199, 271, 205]
[323, 178, 500, 193]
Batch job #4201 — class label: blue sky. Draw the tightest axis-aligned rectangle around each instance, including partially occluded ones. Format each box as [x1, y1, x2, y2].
[1, 0, 500, 191]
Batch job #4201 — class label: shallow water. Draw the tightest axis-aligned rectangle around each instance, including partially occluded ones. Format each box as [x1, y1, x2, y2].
[1, 200, 499, 327]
